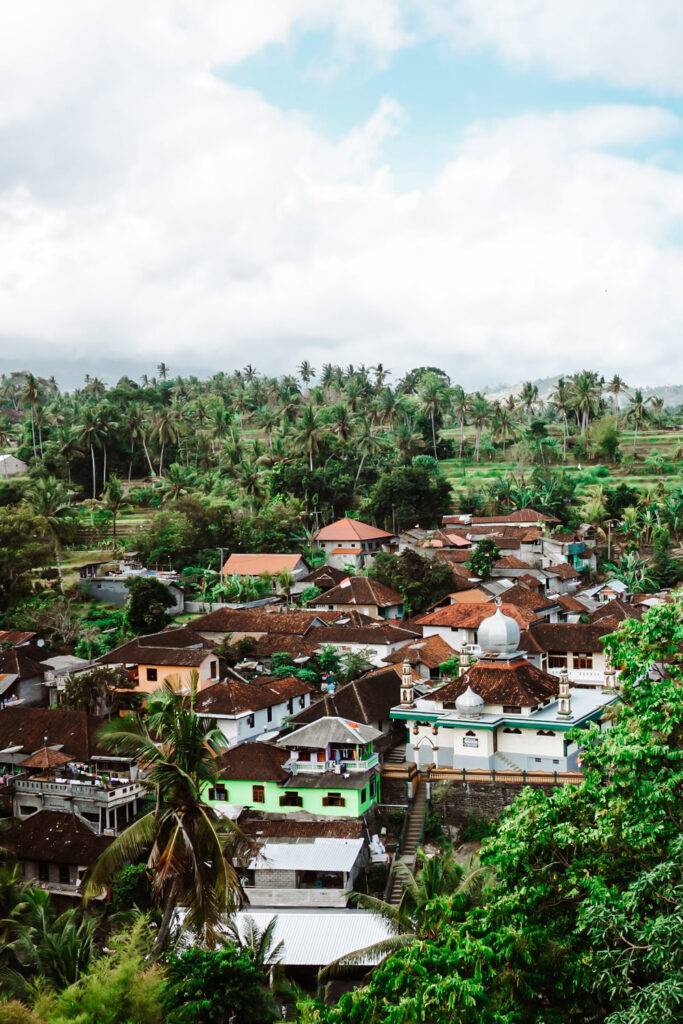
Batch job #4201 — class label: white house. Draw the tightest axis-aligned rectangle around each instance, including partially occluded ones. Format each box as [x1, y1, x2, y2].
[519, 622, 616, 687]
[242, 836, 367, 908]
[307, 622, 419, 667]
[391, 608, 618, 773]
[0, 454, 28, 478]
[314, 517, 396, 569]
[194, 674, 312, 747]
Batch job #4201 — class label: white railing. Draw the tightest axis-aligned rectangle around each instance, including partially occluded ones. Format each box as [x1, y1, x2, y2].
[285, 753, 379, 774]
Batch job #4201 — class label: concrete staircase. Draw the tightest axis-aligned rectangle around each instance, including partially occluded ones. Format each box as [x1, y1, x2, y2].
[494, 751, 524, 772]
[387, 780, 426, 905]
[384, 744, 406, 765]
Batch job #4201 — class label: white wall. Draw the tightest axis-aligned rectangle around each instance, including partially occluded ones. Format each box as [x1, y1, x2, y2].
[207, 693, 311, 748]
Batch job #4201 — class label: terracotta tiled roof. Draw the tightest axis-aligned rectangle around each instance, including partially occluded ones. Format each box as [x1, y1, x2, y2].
[526, 622, 612, 653]
[494, 584, 558, 614]
[286, 666, 401, 728]
[425, 657, 559, 707]
[299, 565, 349, 589]
[0, 648, 44, 680]
[493, 555, 532, 569]
[190, 608, 328, 636]
[240, 633, 319, 660]
[0, 631, 37, 647]
[98, 631, 215, 668]
[195, 676, 311, 716]
[308, 623, 420, 645]
[1, 811, 112, 866]
[556, 595, 587, 614]
[20, 746, 73, 769]
[0, 708, 107, 760]
[414, 602, 534, 630]
[312, 577, 402, 609]
[215, 742, 290, 782]
[433, 549, 475, 565]
[546, 562, 581, 580]
[315, 517, 394, 542]
[446, 588, 493, 604]
[222, 553, 305, 576]
[589, 600, 643, 624]
[240, 816, 364, 839]
[382, 634, 456, 669]
[443, 508, 558, 526]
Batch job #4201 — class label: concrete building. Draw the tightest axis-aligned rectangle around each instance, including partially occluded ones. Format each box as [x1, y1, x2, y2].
[2, 810, 113, 897]
[310, 576, 404, 620]
[0, 453, 28, 478]
[221, 553, 309, 592]
[314, 517, 396, 570]
[392, 607, 617, 772]
[98, 626, 220, 694]
[243, 836, 367, 908]
[194, 674, 312, 747]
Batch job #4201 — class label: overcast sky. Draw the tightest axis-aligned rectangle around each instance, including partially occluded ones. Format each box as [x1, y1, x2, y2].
[2, 2, 683, 389]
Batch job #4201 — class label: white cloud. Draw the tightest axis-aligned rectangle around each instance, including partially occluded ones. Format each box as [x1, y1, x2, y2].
[421, 1, 683, 95]
[1, 3, 683, 388]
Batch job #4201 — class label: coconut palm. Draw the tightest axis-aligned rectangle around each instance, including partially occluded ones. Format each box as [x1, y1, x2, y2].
[298, 360, 315, 385]
[519, 381, 539, 418]
[570, 370, 604, 434]
[549, 376, 572, 459]
[28, 475, 73, 590]
[157, 362, 170, 381]
[450, 385, 469, 459]
[419, 374, 447, 459]
[468, 393, 491, 462]
[84, 676, 247, 954]
[103, 474, 124, 548]
[626, 389, 652, 450]
[21, 372, 42, 459]
[606, 374, 629, 415]
[293, 405, 326, 472]
[153, 408, 182, 476]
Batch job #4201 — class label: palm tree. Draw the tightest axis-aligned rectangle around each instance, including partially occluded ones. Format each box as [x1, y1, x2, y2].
[626, 389, 652, 450]
[330, 403, 353, 442]
[468, 393, 490, 462]
[294, 405, 326, 472]
[353, 416, 389, 487]
[84, 677, 247, 954]
[320, 853, 485, 981]
[154, 408, 182, 476]
[157, 362, 170, 381]
[77, 407, 106, 498]
[29, 475, 73, 590]
[419, 374, 446, 459]
[519, 381, 539, 418]
[298, 361, 315, 386]
[103, 474, 124, 549]
[570, 370, 604, 434]
[227, 914, 288, 995]
[606, 374, 629, 415]
[450, 385, 469, 459]
[490, 402, 514, 456]
[276, 569, 295, 604]
[549, 376, 572, 459]
[21, 372, 41, 459]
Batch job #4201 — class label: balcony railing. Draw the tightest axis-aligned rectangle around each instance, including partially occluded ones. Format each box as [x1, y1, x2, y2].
[285, 753, 379, 775]
[14, 778, 141, 802]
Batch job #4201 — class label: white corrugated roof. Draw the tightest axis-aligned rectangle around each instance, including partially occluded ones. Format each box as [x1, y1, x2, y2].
[248, 837, 365, 873]
[230, 910, 393, 965]
[278, 716, 381, 748]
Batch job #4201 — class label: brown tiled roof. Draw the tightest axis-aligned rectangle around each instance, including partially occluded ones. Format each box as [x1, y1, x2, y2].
[315, 517, 393, 542]
[414, 602, 534, 630]
[382, 635, 456, 669]
[0, 631, 37, 647]
[286, 667, 401, 727]
[447, 588, 492, 604]
[195, 676, 311, 716]
[0, 649, 44, 681]
[299, 565, 349, 589]
[215, 742, 290, 782]
[496, 584, 558, 614]
[241, 633, 319, 660]
[308, 623, 420, 645]
[433, 549, 474, 565]
[431, 530, 472, 549]
[546, 562, 581, 580]
[0, 708, 106, 760]
[316, 610, 378, 627]
[1, 811, 112, 866]
[312, 577, 402, 609]
[556, 594, 587, 614]
[190, 608, 328, 636]
[518, 574, 543, 591]
[222, 553, 305, 576]
[98, 634, 214, 668]
[21, 746, 72, 769]
[240, 816, 364, 839]
[589, 600, 643, 624]
[493, 555, 531, 569]
[426, 657, 559, 707]
[443, 509, 558, 526]
[526, 622, 612, 653]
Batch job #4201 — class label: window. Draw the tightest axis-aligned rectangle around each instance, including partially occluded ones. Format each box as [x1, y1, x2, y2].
[537, 729, 556, 737]
[146, 667, 157, 682]
[369, 777, 376, 798]
[287, 699, 294, 714]
[246, 714, 255, 729]
[19, 805, 36, 817]
[323, 792, 346, 808]
[252, 785, 265, 804]
[279, 792, 303, 808]
[573, 653, 593, 670]
[548, 653, 567, 669]
[502, 705, 522, 714]
[299, 696, 306, 708]
[534, 757, 542, 763]
[267, 705, 273, 723]
[360, 787, 368, 803]
[210, 660, 218, 679]
[503, 727, 522, 734]
[59, 864, 70, 886]
[208, 784, 228, 802]
[38, 862, 49, 882]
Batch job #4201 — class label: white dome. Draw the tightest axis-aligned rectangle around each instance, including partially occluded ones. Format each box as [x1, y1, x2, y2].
[455, 686, 485, 712]
[478, 606, 520, 655]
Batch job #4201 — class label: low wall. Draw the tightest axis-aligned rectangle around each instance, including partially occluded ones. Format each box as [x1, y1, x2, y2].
[432, 779, 556, 829]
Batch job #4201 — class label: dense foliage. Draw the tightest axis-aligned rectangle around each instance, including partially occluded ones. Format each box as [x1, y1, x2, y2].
[162, 946, 279, 1024]
[369, 550, 455, 614]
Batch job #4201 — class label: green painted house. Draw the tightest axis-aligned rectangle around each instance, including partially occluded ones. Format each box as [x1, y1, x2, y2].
[203, 717, 382, 819]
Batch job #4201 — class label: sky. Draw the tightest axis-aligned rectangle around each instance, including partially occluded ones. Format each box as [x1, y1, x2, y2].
[2, 1, 683, 389]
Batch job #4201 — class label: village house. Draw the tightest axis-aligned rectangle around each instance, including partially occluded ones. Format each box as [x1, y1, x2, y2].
[392, 608, 618, 772]
[221, 553, 309, 593]
[0, 453, 28, 478]
[98, 626, 220, 693]
[79, 561, 185, 612]
[306, 622, 420, 667]
[203, 718, 382, 819]
[194, 674, 312, 747]
[2, 810, 113, 897]
[188, 607, 331, 645]
[284, 664, 403, 742]
[241, 834, 367, 909]
[309, 576, 404, 620]
[382, 635, 458, 681]
[314, 517, 397, 569]
[0, 646, 47, 707]
[413, 601, 539, 653]
[579, 578, 629, 605]
[291, 564, 349, 596]
[442, 508, 560, 529]
[520, 621, 617, 686]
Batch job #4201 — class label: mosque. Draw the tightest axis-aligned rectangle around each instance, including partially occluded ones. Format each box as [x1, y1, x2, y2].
[391, 604, 619, 772]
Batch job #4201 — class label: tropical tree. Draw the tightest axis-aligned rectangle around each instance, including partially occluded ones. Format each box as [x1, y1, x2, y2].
[294, 405, 326, 472]
[606, 373, 629, 414]
[468, 393, 490, 462]
[627, 389, 652, 449]
[28, 475, 73, 590]
[419, 374, 447, 459]
[103, 474, 124, 549]
[84, 677, 247, 954]
[519, 380, 539, 417]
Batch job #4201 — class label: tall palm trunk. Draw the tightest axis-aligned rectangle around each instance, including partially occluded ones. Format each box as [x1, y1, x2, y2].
[459, 416, 465, 458]
[102, 446, 107, 489]
[159, 441, 165, 476]
[30, 410, 37, 459]
[54, 539, 64, 593]
[430, 411, 437, 459]
[141, 437, 155, 477]
[90, 444, 97, 499]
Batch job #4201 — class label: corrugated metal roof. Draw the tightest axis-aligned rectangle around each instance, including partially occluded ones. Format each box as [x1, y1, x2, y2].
[230, 910, 393, 966]
[248, 837, 365, 873]
[279, 716, 381, 749]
